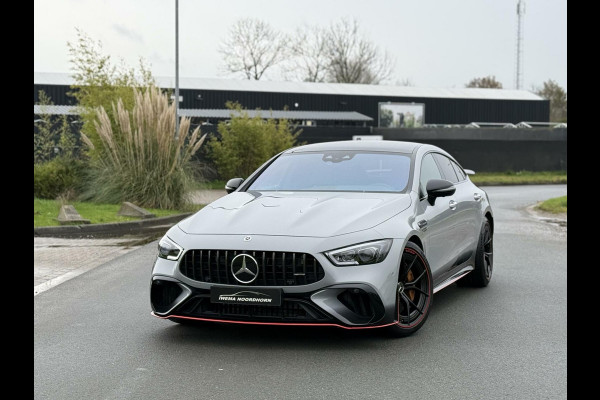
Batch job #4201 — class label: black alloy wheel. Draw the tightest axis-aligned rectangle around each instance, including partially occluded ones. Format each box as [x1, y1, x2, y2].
[387, 242, 433, 337]
[458, 219, 493, 287]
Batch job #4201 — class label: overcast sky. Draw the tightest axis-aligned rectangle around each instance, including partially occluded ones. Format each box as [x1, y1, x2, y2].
[34, 0, 567, 91]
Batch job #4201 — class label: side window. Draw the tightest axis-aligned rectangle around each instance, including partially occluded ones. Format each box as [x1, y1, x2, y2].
[451, 160, 466, 181]
[420, 153, 443, 196]
[433, 153, 459, 183]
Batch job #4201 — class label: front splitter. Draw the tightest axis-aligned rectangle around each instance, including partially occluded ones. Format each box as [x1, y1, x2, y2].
[151, 312, 398, 330]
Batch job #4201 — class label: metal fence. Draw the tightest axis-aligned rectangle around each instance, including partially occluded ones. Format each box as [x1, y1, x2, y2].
[423, 121, 567, 129]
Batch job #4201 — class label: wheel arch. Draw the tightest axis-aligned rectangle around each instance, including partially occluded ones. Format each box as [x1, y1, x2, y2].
[485, 211, 494, 234]
[405, 234, 424, 253]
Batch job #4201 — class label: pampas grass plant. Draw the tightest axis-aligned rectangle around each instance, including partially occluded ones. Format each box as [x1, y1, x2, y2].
[82, 86, 206, 209]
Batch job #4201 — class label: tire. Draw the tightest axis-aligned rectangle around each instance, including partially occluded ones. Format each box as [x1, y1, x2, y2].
[458, 219, 493, 287]
[386, 242, 433, 337]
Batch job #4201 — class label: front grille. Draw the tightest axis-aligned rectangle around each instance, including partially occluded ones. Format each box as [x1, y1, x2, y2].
[179, 250, 325, 286]
[176, 296, 331, 322]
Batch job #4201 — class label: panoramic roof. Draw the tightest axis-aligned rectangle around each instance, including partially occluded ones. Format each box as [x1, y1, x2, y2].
[288, 140, 422, 154]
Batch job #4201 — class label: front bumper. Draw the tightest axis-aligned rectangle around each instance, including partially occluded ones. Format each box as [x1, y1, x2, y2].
[150, 232, 405, 329]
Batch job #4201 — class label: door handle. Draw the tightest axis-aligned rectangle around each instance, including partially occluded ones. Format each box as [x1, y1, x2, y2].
[449, 200, 457, 210]
[474, 193, 482, 201]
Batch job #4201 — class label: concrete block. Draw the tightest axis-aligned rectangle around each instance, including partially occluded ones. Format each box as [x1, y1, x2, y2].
[117, 202, 156, 219]
[57, 205, 90, 225]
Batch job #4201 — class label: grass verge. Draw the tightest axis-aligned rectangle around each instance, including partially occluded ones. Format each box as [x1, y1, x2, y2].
[469, 171, 567, 186]
[536, 195, 567, 214]
[34, 198, 200, 227]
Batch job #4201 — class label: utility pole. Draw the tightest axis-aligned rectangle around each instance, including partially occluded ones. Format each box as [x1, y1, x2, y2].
[515, 0, 526, 89]
[174, 0, 180, 139]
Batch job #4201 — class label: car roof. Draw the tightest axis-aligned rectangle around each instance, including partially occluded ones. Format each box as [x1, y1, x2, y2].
[287, 140, 423, 154]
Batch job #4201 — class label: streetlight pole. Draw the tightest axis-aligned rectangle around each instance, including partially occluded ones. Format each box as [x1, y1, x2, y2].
[174, 0, 180, 139]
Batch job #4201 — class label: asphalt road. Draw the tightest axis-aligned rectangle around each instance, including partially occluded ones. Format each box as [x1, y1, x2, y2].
[34, 185, 567, 400]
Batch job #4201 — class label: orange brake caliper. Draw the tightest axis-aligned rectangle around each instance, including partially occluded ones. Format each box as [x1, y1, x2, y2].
[406, 270, 415, 301]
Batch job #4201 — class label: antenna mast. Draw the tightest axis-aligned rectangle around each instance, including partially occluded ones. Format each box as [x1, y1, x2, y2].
[515, 0, 526, 89]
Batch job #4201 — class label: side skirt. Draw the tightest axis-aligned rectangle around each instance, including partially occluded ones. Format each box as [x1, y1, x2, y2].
[432, 265, 474, 293]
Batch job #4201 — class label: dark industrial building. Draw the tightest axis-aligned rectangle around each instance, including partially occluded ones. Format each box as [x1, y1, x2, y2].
[34, 72, 549, 127]
[33, 72, 564, 172]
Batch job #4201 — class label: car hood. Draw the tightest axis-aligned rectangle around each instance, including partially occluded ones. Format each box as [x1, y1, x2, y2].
[178, 191, 412, 238]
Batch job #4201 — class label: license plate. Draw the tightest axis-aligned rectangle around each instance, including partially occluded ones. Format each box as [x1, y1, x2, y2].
[210, 286, 282, 307]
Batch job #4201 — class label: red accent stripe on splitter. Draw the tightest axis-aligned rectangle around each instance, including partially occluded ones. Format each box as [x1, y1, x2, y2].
[150, 312, 397, 330]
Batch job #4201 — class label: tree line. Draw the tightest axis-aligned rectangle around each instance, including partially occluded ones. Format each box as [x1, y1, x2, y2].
[219, 17, 395, 85]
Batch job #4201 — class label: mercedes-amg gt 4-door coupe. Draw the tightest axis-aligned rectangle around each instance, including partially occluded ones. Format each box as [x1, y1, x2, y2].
[150, 140, 494, 336]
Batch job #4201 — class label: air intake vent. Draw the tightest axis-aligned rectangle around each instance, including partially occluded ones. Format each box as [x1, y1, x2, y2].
[177, 296, 331, 322]
[151, 280, 183, 314]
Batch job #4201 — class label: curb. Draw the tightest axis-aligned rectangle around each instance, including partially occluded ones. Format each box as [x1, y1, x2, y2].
[34, 212, 194, 238]
[525, 204, 567, 228]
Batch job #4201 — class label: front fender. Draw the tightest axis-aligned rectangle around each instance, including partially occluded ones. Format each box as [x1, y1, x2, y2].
[373, 190, 424, 253]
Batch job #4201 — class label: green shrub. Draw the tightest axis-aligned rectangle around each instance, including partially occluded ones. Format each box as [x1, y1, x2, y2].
[34, 91, 83, 163]
[208, 102, 301, 179]
[33, 157, 85, 199]
[81, 86, 206, 209]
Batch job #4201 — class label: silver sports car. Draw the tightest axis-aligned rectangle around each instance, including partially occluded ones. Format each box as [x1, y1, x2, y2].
[150, 140, 494, 336]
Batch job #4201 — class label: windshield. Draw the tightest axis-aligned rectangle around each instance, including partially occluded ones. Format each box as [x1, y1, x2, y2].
[248, 151, 412, 193]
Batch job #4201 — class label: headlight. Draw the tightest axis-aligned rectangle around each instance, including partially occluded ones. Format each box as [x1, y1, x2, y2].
[157, 236, 183, 261]
[325, 239, 392, 266]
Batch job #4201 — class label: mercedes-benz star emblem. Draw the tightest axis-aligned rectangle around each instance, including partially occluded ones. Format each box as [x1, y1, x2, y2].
[231, 254, 259, 284]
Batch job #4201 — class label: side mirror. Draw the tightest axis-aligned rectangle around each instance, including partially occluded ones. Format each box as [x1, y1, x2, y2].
[464, 169, 475, 176]
[426, 179, 456, 205]
[225, 178, 244, 194]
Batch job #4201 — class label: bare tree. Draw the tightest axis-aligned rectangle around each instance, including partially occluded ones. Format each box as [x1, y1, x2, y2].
[465, 76, 503, 88]
[324, 18, 395, 84]
[285, 24, 329, 82]
[284, 18, 394, 84]
[534, 79, 567, 122]
[219, 18, 288, 80]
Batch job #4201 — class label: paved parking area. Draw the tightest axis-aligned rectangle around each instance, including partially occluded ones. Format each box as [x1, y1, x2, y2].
[34, 237, 144, 295]
[188, 189, 227, 204]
